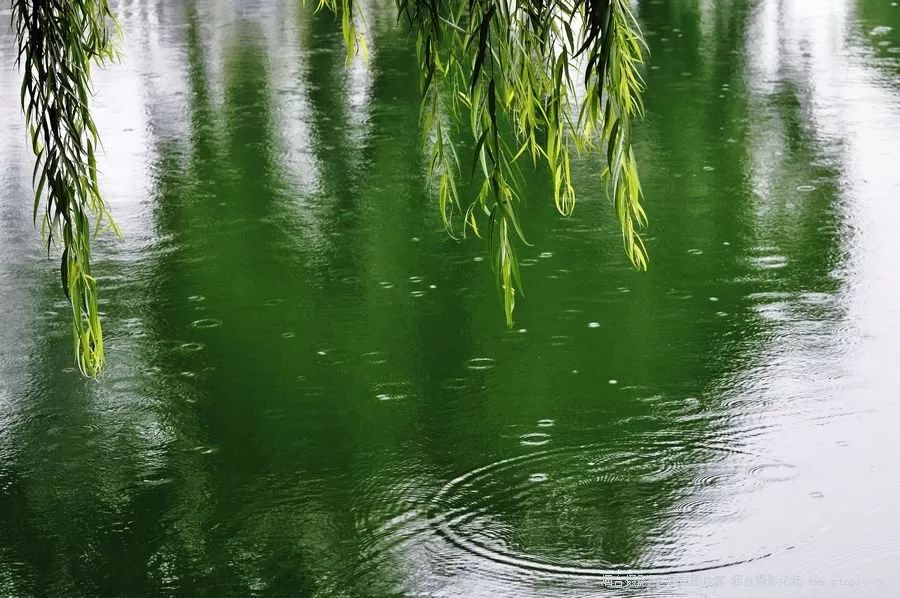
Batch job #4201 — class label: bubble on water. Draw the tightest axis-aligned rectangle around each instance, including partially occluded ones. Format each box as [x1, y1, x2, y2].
[539, 252, 554, 258]
[608, 379, 618, 385]
[411, 236, 421, 242]
[588, 322, 601, 328]
[281, 332, 295, 339]
[810, 491, 825, 499]
[889, 47, 900, 53]
[429, 284, 437, 289]
[537, 419, 555, 428]
[520, 433, 552, 446]
[179, 342, 204, 352]
[528, 473, 549, 483]
[474, 256, 485, 262]
[379, 281, 394, 289]
[518, 328, 527, 334]
[191, 318, 223, 329]
[796, 184, 816, 192]
[411, 290, 425, 298]
[687, 248, 703, 255]
[709, 297, 719, 302]
[409, 276, 424, 284]
[870, 26, 892, 36]
[702, 165, 715, 171]
[188, 295, 205, 303]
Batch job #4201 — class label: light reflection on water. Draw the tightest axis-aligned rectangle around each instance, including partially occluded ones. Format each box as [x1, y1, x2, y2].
[1, 0, 900, 596]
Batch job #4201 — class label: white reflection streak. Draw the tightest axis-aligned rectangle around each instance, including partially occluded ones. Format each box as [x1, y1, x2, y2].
[739, 0, 900, 573]
[260, 0, 322, 195]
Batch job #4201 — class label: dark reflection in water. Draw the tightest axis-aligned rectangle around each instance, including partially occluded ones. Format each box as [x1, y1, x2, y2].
[1, 0, 900, 596]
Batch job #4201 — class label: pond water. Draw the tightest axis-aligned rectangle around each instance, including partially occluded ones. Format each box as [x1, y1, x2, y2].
[1, 1, 900, 596]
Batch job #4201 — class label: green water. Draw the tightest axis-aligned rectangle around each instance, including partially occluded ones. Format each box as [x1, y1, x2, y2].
[2, 1, 900, 596]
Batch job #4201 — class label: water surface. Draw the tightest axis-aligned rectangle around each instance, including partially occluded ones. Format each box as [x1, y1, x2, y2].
[1, 0, 899, 596]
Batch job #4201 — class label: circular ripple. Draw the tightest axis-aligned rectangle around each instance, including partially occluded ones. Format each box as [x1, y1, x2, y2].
[191, 318, 223, 329]
[430, 441, 819, 576]
[520, 432, 551, 446]
[466, 357, 496, 371]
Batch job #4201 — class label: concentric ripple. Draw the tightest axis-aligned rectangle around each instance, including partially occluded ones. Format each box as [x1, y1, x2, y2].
[429, 441, 824, 576]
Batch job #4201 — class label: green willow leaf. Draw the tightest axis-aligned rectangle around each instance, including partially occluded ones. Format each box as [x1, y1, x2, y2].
[12, 0, 120, 376]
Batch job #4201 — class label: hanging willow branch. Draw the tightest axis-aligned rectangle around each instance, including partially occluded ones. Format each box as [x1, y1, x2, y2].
[12, 0, 120, 376]
[327, 0, 649, 324]
[12, 0, 648, 373]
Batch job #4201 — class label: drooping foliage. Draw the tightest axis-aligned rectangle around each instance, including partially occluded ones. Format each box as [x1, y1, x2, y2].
[11, 0, 647, 374]
[12, 0, 119, 376]
[320, 0, 649, 323]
